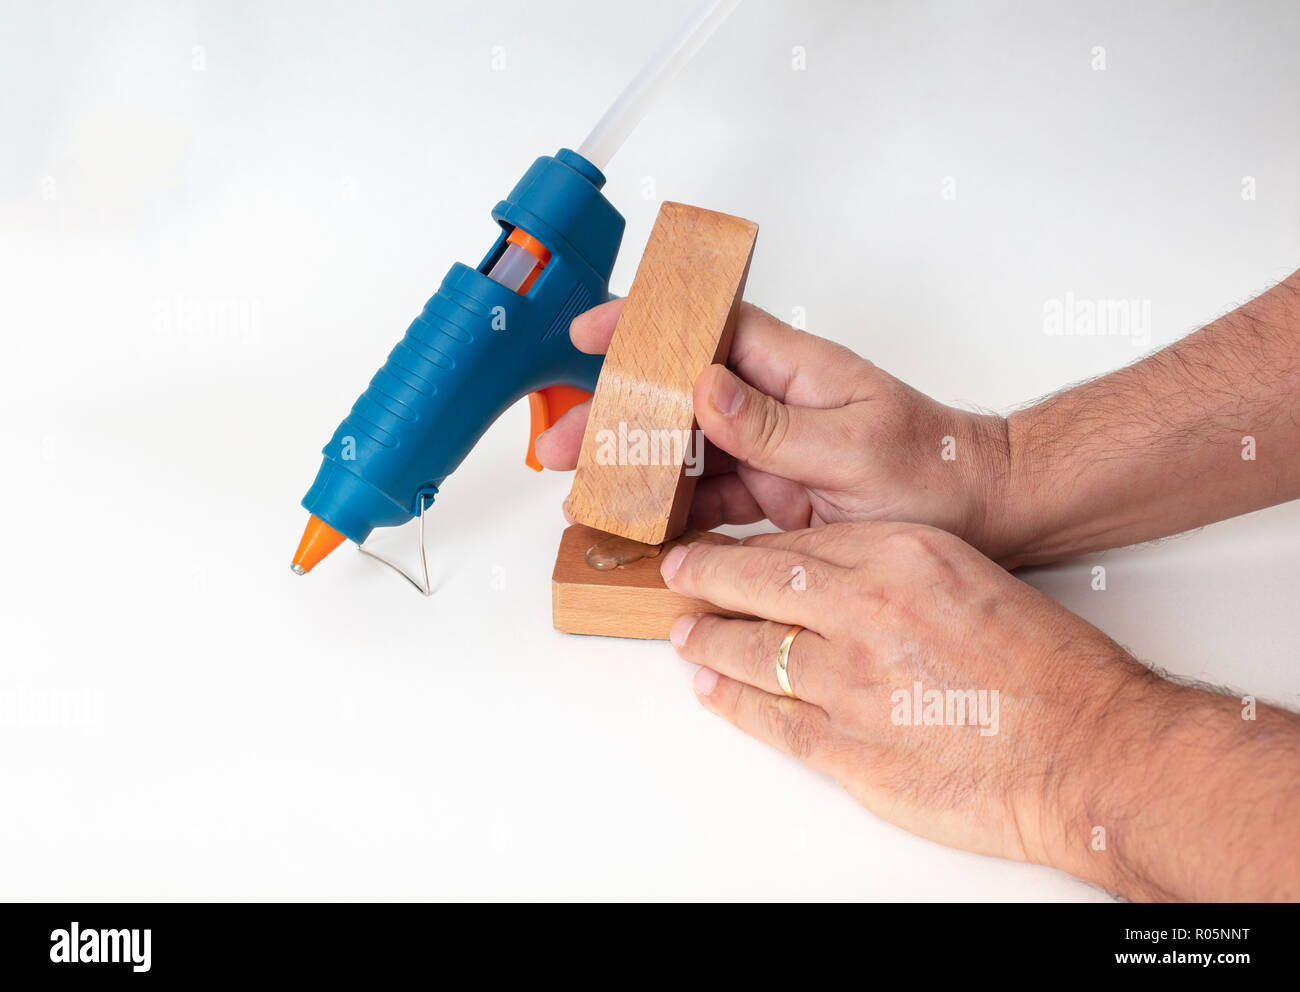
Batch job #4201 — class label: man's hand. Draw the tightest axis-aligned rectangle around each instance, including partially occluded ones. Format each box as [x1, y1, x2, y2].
[535, 299, 1015, 556]
[542, 269, 1300, 567]
[661, 521, 1300, 901]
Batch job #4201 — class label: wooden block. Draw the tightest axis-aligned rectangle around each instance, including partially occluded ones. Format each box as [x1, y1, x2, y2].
[567, 201, 758, 545]
[552, 524, 750, 640]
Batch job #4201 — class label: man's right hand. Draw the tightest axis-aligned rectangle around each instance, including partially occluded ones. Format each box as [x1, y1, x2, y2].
[535, 299, 1019, 558]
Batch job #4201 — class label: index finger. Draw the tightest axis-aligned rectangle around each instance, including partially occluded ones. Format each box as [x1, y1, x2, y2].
[569, 297, 627, 354]
[572, 299, 869, 410]
[659, 541, 849, 634]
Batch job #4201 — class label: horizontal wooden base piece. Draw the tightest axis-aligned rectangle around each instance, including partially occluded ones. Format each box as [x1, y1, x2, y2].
[552, 524, 750, 640]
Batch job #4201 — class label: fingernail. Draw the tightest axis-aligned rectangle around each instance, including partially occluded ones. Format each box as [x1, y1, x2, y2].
[694, 667, 719, 696]
[709, 367, 743, 417]
[670, 614, 700, 648]
[562, 500, 576, 525]
[660, 544, 692, 582]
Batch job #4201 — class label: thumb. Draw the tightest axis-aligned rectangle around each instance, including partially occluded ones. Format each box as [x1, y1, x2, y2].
[694, 364, 847, 487]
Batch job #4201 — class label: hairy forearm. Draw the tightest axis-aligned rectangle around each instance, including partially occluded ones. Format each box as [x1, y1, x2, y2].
[993, 269, 1300, 568]
[1048, 674, 1300, 901]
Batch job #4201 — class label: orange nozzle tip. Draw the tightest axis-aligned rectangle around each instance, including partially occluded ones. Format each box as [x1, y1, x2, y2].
[292, 515, 347, 575]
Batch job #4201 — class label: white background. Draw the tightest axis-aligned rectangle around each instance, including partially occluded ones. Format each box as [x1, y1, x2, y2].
[2, 0, 1298, 900]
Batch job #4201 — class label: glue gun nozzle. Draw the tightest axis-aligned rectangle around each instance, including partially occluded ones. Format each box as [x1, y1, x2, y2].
[292, 515, 347, 575]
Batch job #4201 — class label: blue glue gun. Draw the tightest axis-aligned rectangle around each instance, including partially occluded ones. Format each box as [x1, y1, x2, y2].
[292, 148, 624, 575]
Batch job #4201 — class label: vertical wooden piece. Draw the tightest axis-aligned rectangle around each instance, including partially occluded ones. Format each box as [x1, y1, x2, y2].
[566, 201, 758, 545]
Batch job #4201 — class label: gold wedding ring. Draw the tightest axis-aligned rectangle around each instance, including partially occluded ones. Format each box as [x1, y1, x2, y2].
[775, 625, 804, 699]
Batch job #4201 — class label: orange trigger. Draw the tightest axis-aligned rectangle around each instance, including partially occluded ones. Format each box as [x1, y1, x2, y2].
[525, 384, 592, 471]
